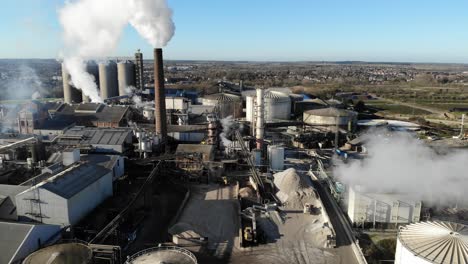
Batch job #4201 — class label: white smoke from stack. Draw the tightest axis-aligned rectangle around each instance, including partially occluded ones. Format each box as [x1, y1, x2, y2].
[333, 130, 468, 206]
[58, 0, 175, 103]
[129, 0, 175, 47]
[220, 116, 237, 147]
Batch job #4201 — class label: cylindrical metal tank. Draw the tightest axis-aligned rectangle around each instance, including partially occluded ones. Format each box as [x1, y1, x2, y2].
[252, 149, 262, 166]
[202, 93, 243, 118]
[264, 91, 291, 121]
[98, 61, 118, 99]
[22, 242, 93, 264]
[62, 63, 82, 104]
[303, 108, 357, 127]
[268, 145, 284, 171]
[82, 61, 99, 102]
[395, 221, 468, 264]
[117, 61, 136, 96]
[139, 138, 152, 152]
[246, 95, 255, 122]
[125, 246, 197, 264]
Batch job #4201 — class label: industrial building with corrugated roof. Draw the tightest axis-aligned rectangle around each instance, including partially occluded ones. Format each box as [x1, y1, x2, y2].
[15, 162, 112, 226]
[345, 185, 421, 227]
[57, 126, 133, 153]
[52, 103, 130, 128]
[0, 185, 29, 220]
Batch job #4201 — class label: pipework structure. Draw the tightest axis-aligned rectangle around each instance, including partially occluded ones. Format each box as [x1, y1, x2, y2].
[154, 48, 167, 145]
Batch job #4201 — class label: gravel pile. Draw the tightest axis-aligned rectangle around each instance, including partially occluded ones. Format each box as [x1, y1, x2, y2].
[273, 168, 316, 209]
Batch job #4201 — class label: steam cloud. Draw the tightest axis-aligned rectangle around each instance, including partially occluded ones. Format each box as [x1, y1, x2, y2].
[58, 0, 175, 102]
[334, 131, 468, 206]
[220, 116, 236, 147]
[2, 65, 47, 100]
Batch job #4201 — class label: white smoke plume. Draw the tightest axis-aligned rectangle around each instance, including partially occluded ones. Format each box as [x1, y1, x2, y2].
[31, 91, 41, 100]
[220, 116, 236, 147]
[58, 0, 175, 102]
[2, 65, 47, 100]
[334, 130, 468, 206]
[132, 95, 153, 109]
[129, 0, 175, 47]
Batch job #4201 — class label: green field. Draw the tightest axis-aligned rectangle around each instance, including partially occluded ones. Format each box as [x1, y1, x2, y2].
[366, 100, 432, 115]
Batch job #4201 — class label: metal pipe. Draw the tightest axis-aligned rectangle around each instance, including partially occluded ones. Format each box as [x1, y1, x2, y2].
[154, 48, 167, 144]
[255, 88, 264, 150]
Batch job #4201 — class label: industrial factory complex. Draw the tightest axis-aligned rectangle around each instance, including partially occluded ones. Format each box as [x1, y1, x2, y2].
[0, 48, 468, 264]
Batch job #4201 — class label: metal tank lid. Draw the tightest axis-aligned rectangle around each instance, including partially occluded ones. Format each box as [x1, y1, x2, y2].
[203, 92, 241, 102]
[304, 107, 357, 117]
[398, 221, 468, 264]
[264, 90, 290, 102]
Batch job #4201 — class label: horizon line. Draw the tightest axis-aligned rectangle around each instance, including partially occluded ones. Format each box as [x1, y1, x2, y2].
[0, 57, 467, 66]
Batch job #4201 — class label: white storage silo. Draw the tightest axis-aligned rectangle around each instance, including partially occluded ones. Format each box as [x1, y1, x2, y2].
[62, 63, 82, 103]
[202, 93, 243, 118]
[395, 221, 468, 264]
[246, 95, 255, 122]
[264, 91, 291, 121]
[268, 145, 284, 171]
[99, 61, 118, 99]
[303, 108, 357, 128]
[117, 61, 136, 96]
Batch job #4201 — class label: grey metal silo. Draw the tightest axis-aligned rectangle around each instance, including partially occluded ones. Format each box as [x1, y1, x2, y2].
[117, 61, 136, 96]
[98, 61, 118, 99]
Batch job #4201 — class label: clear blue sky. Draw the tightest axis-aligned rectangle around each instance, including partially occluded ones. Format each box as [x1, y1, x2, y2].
[1, 0, 467, 63]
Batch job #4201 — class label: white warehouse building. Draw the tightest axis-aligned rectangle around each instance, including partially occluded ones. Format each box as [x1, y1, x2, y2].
[345, 185, 421, 227]
[15, 163, 112, 227]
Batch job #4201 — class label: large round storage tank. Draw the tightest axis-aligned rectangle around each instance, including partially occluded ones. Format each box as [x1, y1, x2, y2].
[202, 93, 243, 118]
[125, 246, 197, 264]
[61, 63, 82, 104]
[303, 108, 357, 127]
[268, 145, 285, 171]
[264, 91, 291, 121]
[23, 242, 93, 264]
[99, 61, 119, 99]
[117, 61, 136, 96]
[395, 221, 468, 264]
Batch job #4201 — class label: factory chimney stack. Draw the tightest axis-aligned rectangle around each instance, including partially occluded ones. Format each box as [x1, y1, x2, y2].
[256, 88, 264, 150]
[154, 48, 167, 145]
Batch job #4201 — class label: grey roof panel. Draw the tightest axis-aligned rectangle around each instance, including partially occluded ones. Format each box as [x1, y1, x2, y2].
[0, 221, 34, 264]
[40, 164, 110, 199]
